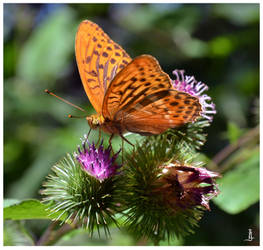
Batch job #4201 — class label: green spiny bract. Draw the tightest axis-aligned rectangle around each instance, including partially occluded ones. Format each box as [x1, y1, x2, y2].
[119, 135, 207, 242]
[41, 154, 122, 237]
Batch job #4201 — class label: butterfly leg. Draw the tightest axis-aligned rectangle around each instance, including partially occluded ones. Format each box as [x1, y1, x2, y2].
[95, 129, 102, 147]
[87, 127, 92, 139]
[119, 134, 134, 147]
[109, 133, 114, 149]
[121, 137, 124, 163]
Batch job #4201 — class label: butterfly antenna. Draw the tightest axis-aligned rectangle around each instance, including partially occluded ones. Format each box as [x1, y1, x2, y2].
[45, 89, 85, 112]
[68, 114, 87, 118]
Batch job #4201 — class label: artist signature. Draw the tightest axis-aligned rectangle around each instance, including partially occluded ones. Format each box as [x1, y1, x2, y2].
[244, 229, 255, 242]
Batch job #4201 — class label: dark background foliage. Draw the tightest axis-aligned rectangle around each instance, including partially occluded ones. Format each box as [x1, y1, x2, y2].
[4, 3, 259, 246]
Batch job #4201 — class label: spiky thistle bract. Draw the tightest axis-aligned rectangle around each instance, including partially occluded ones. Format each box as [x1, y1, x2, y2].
[41, 151, 122, 237]
[120, 135, 219, 242]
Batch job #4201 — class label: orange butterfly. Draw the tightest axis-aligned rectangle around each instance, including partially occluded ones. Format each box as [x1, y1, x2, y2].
[75, 20, 202, 142]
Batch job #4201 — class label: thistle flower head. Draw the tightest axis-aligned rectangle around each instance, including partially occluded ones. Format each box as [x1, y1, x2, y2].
[121, 137, 221, 241]
[74, 136, 121, 181]
[156, 163, 220, 211]
[172, 70, 216, 122]
[41, 137, 123, 237]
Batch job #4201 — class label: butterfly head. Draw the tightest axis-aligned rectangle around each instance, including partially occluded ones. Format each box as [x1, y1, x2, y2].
[86, 114, 105, 129]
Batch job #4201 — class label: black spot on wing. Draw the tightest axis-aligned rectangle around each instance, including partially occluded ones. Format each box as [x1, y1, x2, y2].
[130, 77, 137, 82]
[86, 56, 91, 64]
[102, 52, 108, 57]
[170, 101, 179, 106]
[110, 58, 116, 64]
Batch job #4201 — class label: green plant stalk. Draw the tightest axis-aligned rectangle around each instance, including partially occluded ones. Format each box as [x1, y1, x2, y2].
[211, 125, 259, 172]
[36, 221, 77, 246]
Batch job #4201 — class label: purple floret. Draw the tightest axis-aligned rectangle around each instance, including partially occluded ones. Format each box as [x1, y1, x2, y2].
[172, 70, 216, 122]
[75, 136, 121, 181]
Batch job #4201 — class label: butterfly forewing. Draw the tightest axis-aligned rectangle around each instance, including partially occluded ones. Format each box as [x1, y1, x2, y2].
[102, 55, 173, 119]
[75, 20, 132, 114]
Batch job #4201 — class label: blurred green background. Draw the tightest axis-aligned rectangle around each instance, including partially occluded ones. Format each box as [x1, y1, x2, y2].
[4, 3, 259, 246]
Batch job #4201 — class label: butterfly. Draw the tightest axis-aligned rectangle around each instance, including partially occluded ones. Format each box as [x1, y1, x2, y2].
[75, 20, 202, 142]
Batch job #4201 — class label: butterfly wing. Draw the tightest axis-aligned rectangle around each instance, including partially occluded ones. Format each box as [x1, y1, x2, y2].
[102, 55, 173, 119]
[117, 90, 202, 135]
[75, 20, 132, 114]
[102, 55, 202, 135]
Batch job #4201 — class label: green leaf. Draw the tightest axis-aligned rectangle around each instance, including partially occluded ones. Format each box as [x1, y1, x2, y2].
[213, 150, 259, 214]
[4, 220, 34, 246]
[4, 199, 49, 220]
[4, 199, 21, 208]
[17, 6, 76, 87]
[4, 199, 67, 221]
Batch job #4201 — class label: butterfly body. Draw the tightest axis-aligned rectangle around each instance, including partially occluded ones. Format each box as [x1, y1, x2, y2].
[86, 114, 123, 135]
[76, 20, 202, 138]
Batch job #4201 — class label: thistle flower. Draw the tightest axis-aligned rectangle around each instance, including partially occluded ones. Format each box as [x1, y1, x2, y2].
[74, 136, 121, 182]
[172, 70, 216, 122]
[41, 137, 123, 237]
[121, 136, 220, 242]
[155, 163, 220, 211]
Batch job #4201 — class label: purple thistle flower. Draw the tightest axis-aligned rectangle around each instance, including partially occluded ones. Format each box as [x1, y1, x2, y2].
[74, 136, 121, 181]
[172, 70, 216, 122]
[155, 164, 220, 211]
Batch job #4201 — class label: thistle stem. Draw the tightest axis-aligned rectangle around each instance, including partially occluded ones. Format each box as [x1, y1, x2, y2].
[211, 125, 259, 172]
[36, 221, 77, 246]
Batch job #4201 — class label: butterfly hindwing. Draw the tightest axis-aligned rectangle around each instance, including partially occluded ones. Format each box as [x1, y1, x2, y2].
[102, 55, 173, 119]
[75, 20, 132, 114]
[102, 54, 202, 134]
[118, 89, 202, 134]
